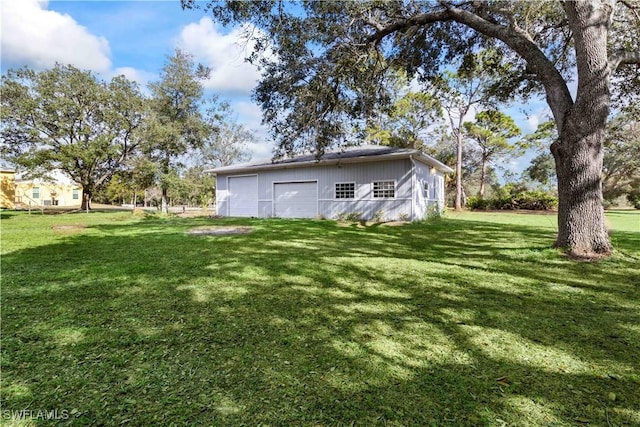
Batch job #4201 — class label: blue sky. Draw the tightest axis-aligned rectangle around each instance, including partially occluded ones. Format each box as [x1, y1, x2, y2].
[1, 0, 275, 159]
[1, 0, 553, 175]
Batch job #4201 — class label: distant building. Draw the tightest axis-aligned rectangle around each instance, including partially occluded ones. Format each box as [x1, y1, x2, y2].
[1, 169, 16, 209]
[210, 145, 453, 221]
[14, 170, 82, 208]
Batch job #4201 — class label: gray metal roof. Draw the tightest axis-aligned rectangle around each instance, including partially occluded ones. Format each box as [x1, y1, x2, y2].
[208, 145, 454, 174]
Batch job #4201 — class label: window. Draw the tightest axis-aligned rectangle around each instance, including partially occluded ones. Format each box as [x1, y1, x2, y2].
[335, 182, 355, 199]
[423, 181, 430, 199]
[72, 189, 79, 200]
[32, 187, 40, 199]
[373, 181, 395, 198]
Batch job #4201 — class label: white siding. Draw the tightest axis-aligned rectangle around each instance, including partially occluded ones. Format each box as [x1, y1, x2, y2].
[216, 158, 432, 220]
[413, 161, 445, 219]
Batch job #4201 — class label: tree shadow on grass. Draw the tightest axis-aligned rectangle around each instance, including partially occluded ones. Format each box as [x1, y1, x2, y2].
[1, 217, 639, 425]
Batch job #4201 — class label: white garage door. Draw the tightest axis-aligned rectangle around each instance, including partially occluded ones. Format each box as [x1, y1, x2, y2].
[274, 182, 318, 218]
[228, 176, 258, 217]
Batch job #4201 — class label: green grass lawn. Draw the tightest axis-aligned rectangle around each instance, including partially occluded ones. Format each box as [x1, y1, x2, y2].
[1, 209, 639, 426]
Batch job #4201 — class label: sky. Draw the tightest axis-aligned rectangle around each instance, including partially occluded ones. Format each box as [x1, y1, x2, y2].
[1, 0, 275, 159]
[0, 0, 554, 176]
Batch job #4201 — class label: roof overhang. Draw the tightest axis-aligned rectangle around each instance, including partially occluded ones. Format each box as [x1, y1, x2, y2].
[207, 149, 453, 175]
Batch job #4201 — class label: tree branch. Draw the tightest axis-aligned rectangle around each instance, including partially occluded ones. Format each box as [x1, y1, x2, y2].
[364, 4, 574, 131]
[609, 49, 640, 72]
[364, 9, 451, 45]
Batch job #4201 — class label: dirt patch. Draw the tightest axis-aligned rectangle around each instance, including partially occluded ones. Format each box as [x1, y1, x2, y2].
[379, 221, 409, 227]
[187, 226, 253, 236]
[52, 224, 87, 234]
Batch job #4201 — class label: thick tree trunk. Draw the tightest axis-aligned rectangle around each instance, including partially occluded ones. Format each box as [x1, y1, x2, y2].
[81, 188, 92, 211]
[551, 130, 611, 257]
[545, 0, 614, 257]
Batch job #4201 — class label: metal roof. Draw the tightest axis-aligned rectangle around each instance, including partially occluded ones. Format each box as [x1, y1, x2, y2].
[208, 145, 453, 175]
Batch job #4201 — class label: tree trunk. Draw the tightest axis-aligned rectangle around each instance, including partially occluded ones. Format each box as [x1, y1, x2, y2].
[543, 0, 614, 257]
[551, 129, 611, 257]
[454, 130, 463, 210]
[478, 157, 486, 198]
[161, 187, 168, 214]
[81, 188, 92, 211]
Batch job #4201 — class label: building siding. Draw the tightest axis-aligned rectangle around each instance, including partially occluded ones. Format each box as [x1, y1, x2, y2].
[413, 161, 446, 219]
[216, 157, 445, 220]
[1, 171, 15, 209]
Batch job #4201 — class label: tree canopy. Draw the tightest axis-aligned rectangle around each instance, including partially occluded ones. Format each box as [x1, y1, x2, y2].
[0, 64, 144, 210]
[463, 110, 521, 197]
[143, 49, 212, 213]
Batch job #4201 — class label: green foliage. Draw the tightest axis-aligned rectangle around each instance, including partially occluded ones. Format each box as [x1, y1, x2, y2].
[468, 185, 558, 211]
[463, 110, 521, 147]
[466, 196, 491, 210]
[524, 152, 556, 188]
[336, 211, 363, 222]
[627, 190, 640, 209]
[345, 211, 363, 222]
[602, 110, 640, 205]
[0, 64, 144, 209]
[364, 71, 442, 149]
[168, 166, 216, 207]
[198, 99, 253, 168]
[182, 1, 638, 155]
[463, 109, 521, 196]
[144, 49, 211, 212]
[425, 203, 444, 221]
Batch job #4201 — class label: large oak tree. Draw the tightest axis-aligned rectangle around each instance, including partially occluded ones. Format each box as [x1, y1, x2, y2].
[183, 0, 640, 257]
[1, 64, 144, 210]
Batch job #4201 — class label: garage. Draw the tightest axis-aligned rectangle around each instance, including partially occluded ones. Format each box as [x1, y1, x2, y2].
[228, 175, 258, 217]
[274, 181, 318, 218]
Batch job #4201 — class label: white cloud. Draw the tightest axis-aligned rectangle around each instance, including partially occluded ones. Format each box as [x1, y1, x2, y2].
[526, 114, 540, 132]
[0, 0, 111, 72]
[230, 100, 274, 160]
[176, 17, 267, 94]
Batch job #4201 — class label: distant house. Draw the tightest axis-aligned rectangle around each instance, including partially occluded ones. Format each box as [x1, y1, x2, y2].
[209, 145, 453, 221]
[14, 171, 82, 208]
[1, 169, 16, 209]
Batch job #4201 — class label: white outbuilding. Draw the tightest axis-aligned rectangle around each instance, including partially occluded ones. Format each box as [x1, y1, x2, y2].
[209, 145, 453, 221]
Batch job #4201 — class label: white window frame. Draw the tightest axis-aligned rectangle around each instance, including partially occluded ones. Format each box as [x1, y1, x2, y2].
[372, 180, 395, 199]
[32, 187, 40, 199]
[423, 181, 430, 199]
[334, 182, 355, 200]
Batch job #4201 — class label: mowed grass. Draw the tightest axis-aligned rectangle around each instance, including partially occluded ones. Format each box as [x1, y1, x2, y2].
[1, 209, 638, 426]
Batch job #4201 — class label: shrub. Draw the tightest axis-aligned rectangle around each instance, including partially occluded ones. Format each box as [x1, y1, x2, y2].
[426, 203, 444, 221]
[345, 211, 363, 221]
[466, 190, 557, 211]
[512, 191, 558, 210]
[466, 196, 491, 210]
[628, 192, 640, 209]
